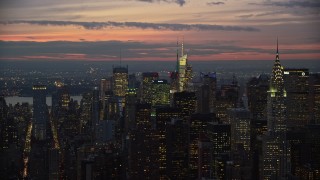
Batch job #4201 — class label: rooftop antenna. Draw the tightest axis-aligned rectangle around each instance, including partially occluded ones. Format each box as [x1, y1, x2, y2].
[181, 36, 184, 57]
[176, 37, 179, 72]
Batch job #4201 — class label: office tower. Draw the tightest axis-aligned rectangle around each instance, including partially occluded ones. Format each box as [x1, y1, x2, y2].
[0, 96, 9, 148]
[156, 107, 182, 178]
[173, 91, 197, 118]
[113, 66, 128, 97]
[216, 81, 239, 123]
[60, 86, 70, 109]
[228, 108, 251, 156]
[285, 129, 306, 178]
[48, 148, 60, 180]
[166, 119, 188, 179]
[303, 125, 320, 178]
[197, 84, 210, 114]
[100, 78, 112, 120]
[251, 120, 268, 179]
[309, 73, 320, 124]
[79, 93, 92, 134]
[151, 79, 170, 107]
[201, 72, 217, 113]
[141, 72, 159, 103]
[128, 103, 159, 179]
[188, 113, 215, 178]
[92, 87, 99, 140]
[32, 85, 48, 140]
[207, 122, 231, 179]
[124, 88, 137, 134]
[177, 41, 192, 92]
[284, 69, 310, 127]
[263, 40, 289, 179]
[198, 135, 212, 179]
[247, 74, 269, 121]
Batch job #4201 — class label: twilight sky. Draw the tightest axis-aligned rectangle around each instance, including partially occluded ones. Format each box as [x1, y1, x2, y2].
[0, 0, 319, 61]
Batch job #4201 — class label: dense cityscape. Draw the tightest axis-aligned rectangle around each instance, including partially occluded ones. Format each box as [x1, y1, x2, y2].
[0, 41, 319, 180]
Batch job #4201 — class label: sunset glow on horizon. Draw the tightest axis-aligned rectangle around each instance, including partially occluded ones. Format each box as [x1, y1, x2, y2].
[0, 0, 319, 61]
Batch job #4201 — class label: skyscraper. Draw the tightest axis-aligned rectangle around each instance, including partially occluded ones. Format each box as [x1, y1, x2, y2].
[310, 73, 320, 124]
[247, 74, 269, 121]
[263, 40, 289, 179]
[151, 79, 170, 107]
[32, 85, 48, 140]
[173, 91, 197, 118]
[156, 107, 182, 178]
[177, 41, 192, 92]
[141, 72, 159, 103]
[201, 72, 217, 113]
[92, 87, 99, 141]
[284, 68, 310, 128]
[113, 66, 128, 97]
[165, 119, 188, 179]
[228, 108, 251, 156]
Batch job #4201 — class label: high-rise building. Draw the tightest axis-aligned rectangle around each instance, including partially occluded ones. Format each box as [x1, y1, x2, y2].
[309, 73, 320, 124]
[165, 119, 189, 179]
[197, 84, 210, 114]
[113, 66, 128, 97]
[188, 113, 215, 178]
[141, 72, 159, 103]
[228, 108, 251, 157]
[92, 87, 99, 140]
[156, 107, 182, 178]
[284, 68, 310, 127]
[151, 79, 170, 107]
[198, 135, 213, 179]
[247, 74, 269, 121]
[263, 40, 289, 179]
[216, 82, 239, 123]
[206, 122, 231, 179]
[177, 41, 192, 92]
[79, 92, 92, 134]
[173, 91, 197, 118]
[128, 103, 159, 179]
[32, 85, 48, 140]
[201, 72, 217, 113]
[100, 78, 112, 120]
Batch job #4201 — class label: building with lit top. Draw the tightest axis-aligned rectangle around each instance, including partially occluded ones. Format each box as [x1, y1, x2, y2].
[263, 40, 289, 179]
[177, 41, 192, 92]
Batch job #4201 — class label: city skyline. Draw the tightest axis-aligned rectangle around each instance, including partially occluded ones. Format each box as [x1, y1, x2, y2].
[0, 0, 320, 61]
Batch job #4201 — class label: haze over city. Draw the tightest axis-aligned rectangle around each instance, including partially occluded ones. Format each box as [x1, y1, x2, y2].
[0, 0, 320, 61]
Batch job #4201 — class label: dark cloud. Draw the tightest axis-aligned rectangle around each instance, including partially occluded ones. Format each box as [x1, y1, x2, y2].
[207, 2, 225, 6]
[250, 0, 320, 8]
[135, 0, 186, 6]
[237, 14, 254, 18]
[1, 20, 260, 32]
[1, 40, 318, 61]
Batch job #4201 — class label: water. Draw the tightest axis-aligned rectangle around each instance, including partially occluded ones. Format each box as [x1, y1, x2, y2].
[4, 96, 82, 106]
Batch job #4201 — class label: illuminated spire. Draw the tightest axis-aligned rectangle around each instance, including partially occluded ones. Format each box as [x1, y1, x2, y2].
[271, 38, 284, 90]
